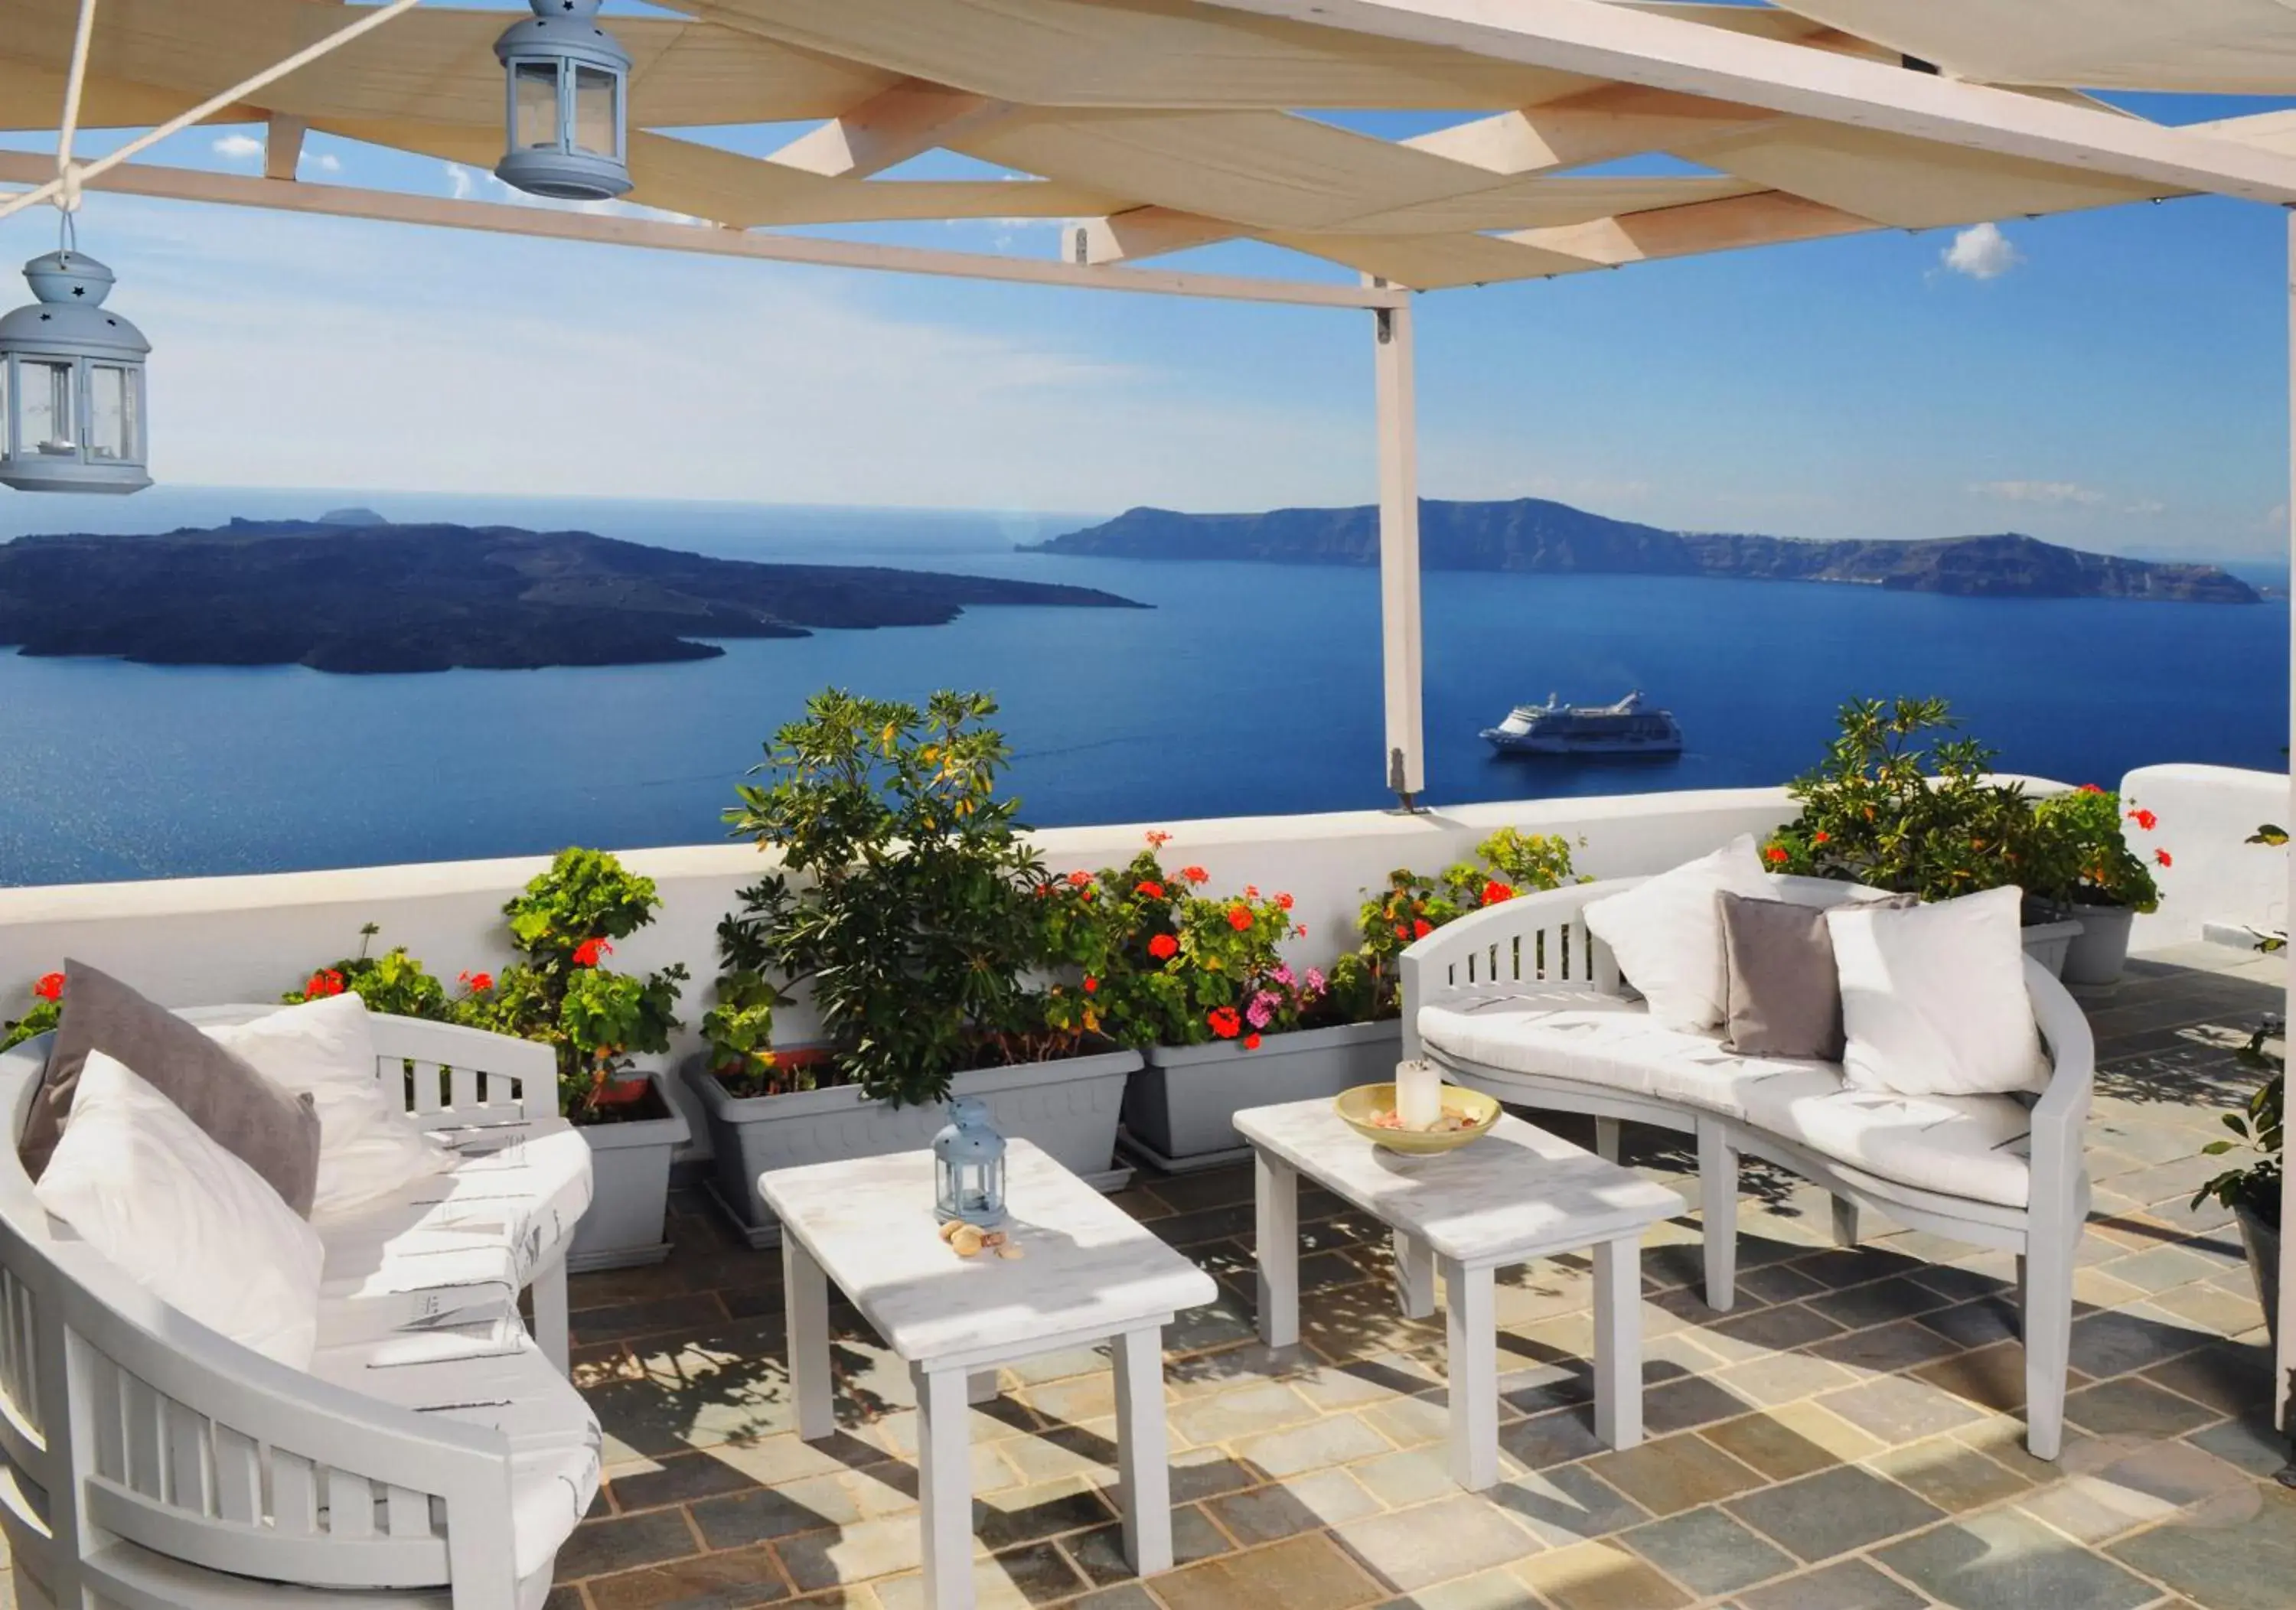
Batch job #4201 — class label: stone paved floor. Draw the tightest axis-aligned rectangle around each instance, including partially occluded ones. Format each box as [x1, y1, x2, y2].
[548, 943, 2293, 1610]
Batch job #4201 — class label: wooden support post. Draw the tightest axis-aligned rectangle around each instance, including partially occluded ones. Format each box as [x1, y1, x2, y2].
[1374, 292, 1427, 809]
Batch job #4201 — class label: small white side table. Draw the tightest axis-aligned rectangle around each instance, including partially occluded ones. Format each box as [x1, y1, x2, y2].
[759, 1139, 1218, 1610]
[1232, 1100, 1680, 1491]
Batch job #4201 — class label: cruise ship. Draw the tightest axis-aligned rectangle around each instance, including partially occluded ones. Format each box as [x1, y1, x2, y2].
[1481, 691, 1684, 757]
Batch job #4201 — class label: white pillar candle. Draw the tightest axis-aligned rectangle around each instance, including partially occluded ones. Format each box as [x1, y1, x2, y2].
[1395, 1059, 1443, 1131]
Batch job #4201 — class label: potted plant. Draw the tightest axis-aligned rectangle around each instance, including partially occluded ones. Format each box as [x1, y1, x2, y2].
[2192, 1018, 2283, 1351]
[687, 689, 1137, 1246]
[461, 849, 690, 1272]
[2023, 785, 2165, 985]
[1763, 696, 2083, 975]
[1104, 827, 1582, 1169]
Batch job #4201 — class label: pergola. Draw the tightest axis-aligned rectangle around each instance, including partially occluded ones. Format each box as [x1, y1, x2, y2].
[1, 0, 2293, 1421]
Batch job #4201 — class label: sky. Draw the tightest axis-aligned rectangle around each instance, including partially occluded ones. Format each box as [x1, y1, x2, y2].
[2, 5, 2294, 562]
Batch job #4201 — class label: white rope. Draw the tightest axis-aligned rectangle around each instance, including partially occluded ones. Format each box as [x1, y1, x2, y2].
[54, 0, 99, 189]
[0, 0, 428, 227]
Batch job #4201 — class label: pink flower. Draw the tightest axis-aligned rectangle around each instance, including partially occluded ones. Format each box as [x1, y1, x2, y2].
[1272, 965, 1296, 987]
[1247, 993, 1277, 1030]
[1145, 830, 1172, 849]
[1304, 968, 1326, 995]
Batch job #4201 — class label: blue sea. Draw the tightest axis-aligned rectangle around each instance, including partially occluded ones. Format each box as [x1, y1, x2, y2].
[0, 487, 2284, 886]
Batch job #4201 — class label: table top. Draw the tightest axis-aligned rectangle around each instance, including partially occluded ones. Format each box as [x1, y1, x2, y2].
[758, 1139, 1218, 1365]
[1232, 1099, 1682, 1267]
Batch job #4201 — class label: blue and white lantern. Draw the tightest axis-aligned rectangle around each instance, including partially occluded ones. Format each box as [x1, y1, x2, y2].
[933, 1096, 1007, 1229]
[493, 0, 631, 202]
[0, 249, 149, 494]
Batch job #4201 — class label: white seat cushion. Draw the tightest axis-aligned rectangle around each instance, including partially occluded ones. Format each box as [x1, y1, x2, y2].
[1742, 1069, 2033, 1209]
[1420, 989, 2035, 1209]
[314, 1118, 591, 1346]
[307, 1324, 601, 1582]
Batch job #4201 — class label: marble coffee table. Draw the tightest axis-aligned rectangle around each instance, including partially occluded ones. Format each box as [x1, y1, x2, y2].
[758, 1139, 1218, 1610]
[1233, 1098, 1681, 1491]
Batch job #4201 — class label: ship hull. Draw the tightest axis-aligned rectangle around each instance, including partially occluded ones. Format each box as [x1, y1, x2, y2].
[1481, 729, 1683, 756]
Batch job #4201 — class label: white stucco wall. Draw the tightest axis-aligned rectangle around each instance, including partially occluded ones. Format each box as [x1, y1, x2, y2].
[2119, 765, 2290, 949]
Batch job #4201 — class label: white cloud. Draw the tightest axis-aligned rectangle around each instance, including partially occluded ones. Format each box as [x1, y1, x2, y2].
[1968, 480, 2105, 507]
[211, 133, 263, 163]
[1941, 221, 2022, 280]
[442, 162, 477, 200]
[306, 152, 341, 174]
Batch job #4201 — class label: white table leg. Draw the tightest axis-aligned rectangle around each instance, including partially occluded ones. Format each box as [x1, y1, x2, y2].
[1254, 1151, 1300, 1349]
[915, 1364, 977, 1610]
[967, 1370, 1000, 1406]
[1394, 1229, 1436, 1320]
[1592, 1234, 1642, 1450]
[1440, 1256, 1497, 1491]
[1111, 1325, 1173, 1576]
[784, 1234, 833, 1442]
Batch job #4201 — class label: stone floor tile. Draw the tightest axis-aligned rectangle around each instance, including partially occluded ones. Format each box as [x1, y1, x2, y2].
[995, 1422, 1119, 1488]
[607, 1449, 765, 1512]
[1619, 1505, 1795, 1598]
[778, 1516, 935, 1593]
[1701, 1302, 1845, 1361]
[1878, 1508, 2159, 1610]
[1641, 1373, 1755, 1436]
[1489, 1462, 1649, 1548]
[1497, 1406, 1608, 1471]
[1060, 1507, 1230, 1586]
[558, 1508, 703, 1581]
[2063, 1378, 2223, 1439]
[1359, 1391, 1469, 1451]
[1585, 1432, 1766, 1516]
[1151, 1532, 1386, 1610]
[584, 1544, 792, 1608]
[1910, 1340, 2033, 1416]
[871, 1542, 1086, 1610]
[693, 1479, 874, 1549]
[2066, 1310, 2214, 1380]
[1698, 1402, 1884, 1483]
[2106, 1483, 2296, 1610]
[1022, 1374, 1116, 1426]
[1916, 1297, 2024, 1352]
[2185, 1414, 2296, 1479]
[2141, 1282, 2268, 1339]
[1867, 1436, 2036, 1512]
[2097, 1244, 2224, 1295]
[1169, 1380, 1320, 1445]
[1725, 1465, 1945, 1563]
[1235, 1411, 1397, 1479]
[1727, 1558, 1927, 1610]
[1496, 1357, 1596, 1416]
[1711, 1351, 1858, 1410]
[1208, 1469, 1384, 1544]
[1372, 1566, 1544, 1609]
[1332, 1493, 1544, 1591]
[1347, 1445, 1466, 1510]
[1806, 1318, 1963, 1374]
[2141, 1342, 2278, 1419]
[1787, 1247, 1927, 1292]
[1738, 1262, 1830, 1305]
[1804, 1277, 1953, 1332]
[1508, 1539, 1691, 1610]
[1818, 1374, 1984, 1444]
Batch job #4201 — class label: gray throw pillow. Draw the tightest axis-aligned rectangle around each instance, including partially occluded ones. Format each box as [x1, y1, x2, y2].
[1716, 891, 1848, 1061]
[19, 961, 321, 1217]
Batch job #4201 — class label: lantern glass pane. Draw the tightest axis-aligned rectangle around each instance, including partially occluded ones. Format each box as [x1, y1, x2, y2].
[573, 66, 617, 156]
[513, 60, 559, 149]
[21, 360, 73, 455]
[88, 365, 132, 461]
[0, 360, 9, 458]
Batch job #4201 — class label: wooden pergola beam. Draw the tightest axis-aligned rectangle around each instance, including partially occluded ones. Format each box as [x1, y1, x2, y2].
[766, 80, 1015, 178]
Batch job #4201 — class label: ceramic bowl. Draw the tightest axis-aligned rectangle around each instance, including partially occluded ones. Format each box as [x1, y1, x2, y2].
[1334, 1082, 1501, 1154]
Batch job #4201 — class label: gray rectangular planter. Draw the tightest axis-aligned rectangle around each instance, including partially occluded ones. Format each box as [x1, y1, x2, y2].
[2020, 918, 2083, 980]
[1123, 1019, 1405, 1172]
[567, 1069, 690, 1274]
[685, 1048, 1138, 1248]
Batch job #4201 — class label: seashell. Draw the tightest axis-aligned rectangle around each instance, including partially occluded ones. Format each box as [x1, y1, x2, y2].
[951, 1225, 986, 1257]
[938, 1219, 964, 1243]
[996, 1243, 1026, 1260]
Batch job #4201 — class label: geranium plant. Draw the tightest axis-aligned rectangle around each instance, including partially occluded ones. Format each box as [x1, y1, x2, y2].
[2025, 785, 2162, 914]
[1763, 696, 2040, 901]
[2190, 1018, 2282, 1227]
[1, 970, 64, 1051]
[700, 885, 801, 1096]
[721, 689, 1055, 1108]
[282, 923, 459, 1020]
[460, 848, 687, 1122]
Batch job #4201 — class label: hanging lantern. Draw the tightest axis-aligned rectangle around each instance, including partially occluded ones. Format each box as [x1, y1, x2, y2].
[933, 1097, 1008, 1229]
[0, 249, 150, 495]
[493, 0, 631, 202]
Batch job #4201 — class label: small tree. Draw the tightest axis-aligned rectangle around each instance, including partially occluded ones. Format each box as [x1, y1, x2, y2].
[722, 689, 1048, 1107]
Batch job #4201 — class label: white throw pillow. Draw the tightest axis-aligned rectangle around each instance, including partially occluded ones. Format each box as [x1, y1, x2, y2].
[36, 1051, 326, 1368]
[1826, 885, 2051, 1097]
[1580, 835, 1774, 1030]
[207, 996, 452, 1219]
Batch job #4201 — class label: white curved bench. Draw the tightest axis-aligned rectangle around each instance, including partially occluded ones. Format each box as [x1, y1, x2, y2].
[1401, 875, 2094, 1460]
[0, 1009, 598, 1609]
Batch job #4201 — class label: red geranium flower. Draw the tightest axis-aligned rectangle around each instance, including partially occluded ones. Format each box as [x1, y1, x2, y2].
[2155, 849, 2174, 868]
[1148, 933, 1179, 960]
[32, 971, 62, 1002]
[1179, 865, 1209, 885]
[1765, 846, 1789, 865]
[1412, 918, 1433, 940]
[1482, 881, 1513, 906]
[1145, 830, 1172, 849]
[2079, 783, 2105, 794]
[1277, 892, 1295, 911]
[1243, 1032, 1262, 1051]
[1083, 976, 1099, 994]
[1066, 869, 1093, 888]
[305, 968, 345, 999]
[1812, 831, 1831, 845]
[572, 937, 612, 967]
[1294, 924, 1308, 939]
[1136, 881, 1166, 899]
[1394, 922, 1411, 940]
[2128, 808, 2158, 831]
[458, 970, 494, 994]
[1208, 1007, 1242, 1039]
[1227, 904, 1254, 932]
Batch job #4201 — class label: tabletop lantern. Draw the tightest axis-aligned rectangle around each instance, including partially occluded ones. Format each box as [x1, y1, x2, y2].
[933, 1097, 1007, 1229]
[0, 249, 150, 494]
[493, 0, 631, 201]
